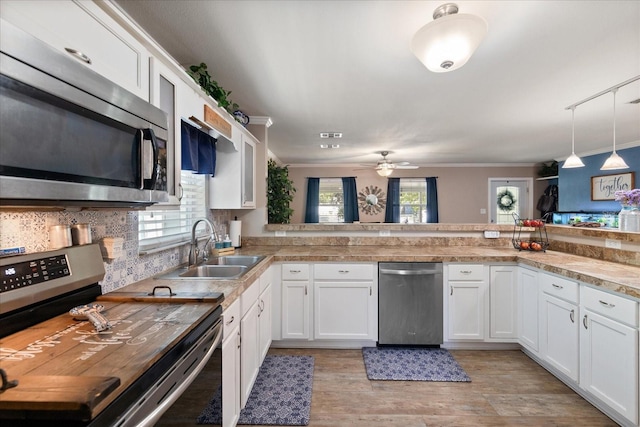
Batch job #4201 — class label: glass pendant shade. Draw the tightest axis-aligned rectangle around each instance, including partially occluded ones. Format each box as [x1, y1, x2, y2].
[376, 166, 393, 177]
[600, 89, 629, 170]
[601, 151, 629, 170]
[411, 5, 487, 73]
[562, 107, 584, 168]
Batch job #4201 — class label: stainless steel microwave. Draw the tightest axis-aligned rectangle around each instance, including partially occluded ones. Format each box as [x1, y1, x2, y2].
[0, 19, 169, 208]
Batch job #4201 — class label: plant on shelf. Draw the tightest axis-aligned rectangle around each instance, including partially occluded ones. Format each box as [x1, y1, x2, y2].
[188, 62, 239, 115]
[267, 159, 296, 224]
[537, 160, 558, 177]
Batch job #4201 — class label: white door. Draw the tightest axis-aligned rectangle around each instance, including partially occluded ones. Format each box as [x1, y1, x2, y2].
[314, 281, 374, 340]
[240, 301, 260, 408]
[489, 266, 518, 339]
[489, 178, 533, 224]
[258, 284, 272, 363]
[221, 327, 240, 427]
[518, 267, 539, 353]
[281, 281, 310, 339]
[448, 282, 486, 340]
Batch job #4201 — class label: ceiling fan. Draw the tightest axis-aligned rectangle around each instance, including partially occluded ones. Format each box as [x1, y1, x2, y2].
[374, 151, 418, 176]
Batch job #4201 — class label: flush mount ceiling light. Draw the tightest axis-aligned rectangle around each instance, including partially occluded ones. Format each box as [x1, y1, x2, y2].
[411, 3, 488, 73]
[376, 164, 394, 177]
[319, 132, 342, 139]
[562, 107, 585, 168]
[601, 89, 629, 170]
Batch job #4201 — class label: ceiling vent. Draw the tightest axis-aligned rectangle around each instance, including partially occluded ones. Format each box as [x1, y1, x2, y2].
[319, 132, 343, 139]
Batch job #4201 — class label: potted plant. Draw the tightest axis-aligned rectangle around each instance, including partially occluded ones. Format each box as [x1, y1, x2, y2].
[267, 159, 296, 223]
[188, 62, 240, 116]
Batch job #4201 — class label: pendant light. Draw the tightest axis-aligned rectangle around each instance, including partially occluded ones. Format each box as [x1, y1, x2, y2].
[601, 89, 629, 170]
[411, 3, 488, 73]
[562, 107, 584, 168]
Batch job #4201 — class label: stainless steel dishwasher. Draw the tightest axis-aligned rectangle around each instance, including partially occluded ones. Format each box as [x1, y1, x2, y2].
[378, 262, 443, 345]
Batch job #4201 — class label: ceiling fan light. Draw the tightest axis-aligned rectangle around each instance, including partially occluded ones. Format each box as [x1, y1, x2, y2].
[562, 153, 585, 169]
[376, 166, 393, 177]
[411, 4, 487, 73]
[601, 151, 629, 170]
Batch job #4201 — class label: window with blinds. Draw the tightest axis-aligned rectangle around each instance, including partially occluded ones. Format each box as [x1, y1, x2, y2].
[138, 172, 207, 252]
[399, 178, 427, 223]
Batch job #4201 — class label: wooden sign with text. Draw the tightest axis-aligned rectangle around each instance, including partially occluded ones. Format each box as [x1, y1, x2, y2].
[591, 172, 635, 201]
[203, 104, 232, 139]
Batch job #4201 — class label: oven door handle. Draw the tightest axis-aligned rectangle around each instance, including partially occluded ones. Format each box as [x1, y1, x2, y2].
[136, 320, 223, 427]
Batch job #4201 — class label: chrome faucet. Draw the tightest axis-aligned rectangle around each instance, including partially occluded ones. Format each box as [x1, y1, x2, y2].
[189, 218, 217, 267]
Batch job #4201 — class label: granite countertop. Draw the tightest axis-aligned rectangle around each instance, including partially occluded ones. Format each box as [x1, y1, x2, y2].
[106, 246, 640, 311]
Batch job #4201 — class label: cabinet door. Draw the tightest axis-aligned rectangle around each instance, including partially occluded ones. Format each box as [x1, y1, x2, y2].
[281, 281, 310, 339]
[448, 281, 485, 340]
[221, 327, 240, 427]
[149, 57, 181, 206]
[518, 267, 539, 353]
[258, 284, 272, 363]
[240, 301, 260, 408]
[314, 281, 375, 340]
[1, 0, 149, 99]
[580, 310, 639, 425]
[241, 135, 255, 208]
[489, 266, 518, 339]
[541, 294, 579, 381]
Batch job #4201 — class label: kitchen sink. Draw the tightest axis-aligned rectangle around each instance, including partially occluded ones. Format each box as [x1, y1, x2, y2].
[154, 255, 264, 280]
[204, 255, 264, 268]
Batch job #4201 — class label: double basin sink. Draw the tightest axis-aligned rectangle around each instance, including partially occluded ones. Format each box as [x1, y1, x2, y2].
[155, 255, 265, 280]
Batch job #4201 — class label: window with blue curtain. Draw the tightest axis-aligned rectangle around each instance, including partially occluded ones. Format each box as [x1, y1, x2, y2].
[304, 178, 320, 223]
[181, 120, 217, 175]
[384, 177, 438, 223]
[342, 177, 359, 223]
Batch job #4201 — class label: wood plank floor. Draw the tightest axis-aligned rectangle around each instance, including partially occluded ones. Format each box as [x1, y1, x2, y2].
[157, 348, 616, 426]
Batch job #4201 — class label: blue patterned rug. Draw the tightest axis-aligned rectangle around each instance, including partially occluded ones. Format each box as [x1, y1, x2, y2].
[362, 347, 471, 382]
[197, 355, 314, 425]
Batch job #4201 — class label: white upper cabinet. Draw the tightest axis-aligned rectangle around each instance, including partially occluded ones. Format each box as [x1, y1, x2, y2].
[209, 129, 257, 209]
[1, 0, 149, 100]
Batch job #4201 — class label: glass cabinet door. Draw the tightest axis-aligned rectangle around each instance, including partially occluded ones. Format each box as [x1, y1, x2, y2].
[242, 135, 256, 207]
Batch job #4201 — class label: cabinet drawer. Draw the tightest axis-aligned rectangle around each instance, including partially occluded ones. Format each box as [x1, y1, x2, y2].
[540, 272, 578, 304]
[314, 263, 373, 280]
[582, 286, 638, 327]
[282, 264, 310, 280]
[448, 264, 484, 281]
[240, 279, 260, 317]
[223, 299, 240, 340]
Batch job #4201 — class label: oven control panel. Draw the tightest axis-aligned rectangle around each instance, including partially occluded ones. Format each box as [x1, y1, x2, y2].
[0, 254, 70, 293]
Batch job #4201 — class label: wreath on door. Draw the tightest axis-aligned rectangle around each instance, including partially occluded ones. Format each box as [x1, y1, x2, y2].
[497, 189, 517, 212]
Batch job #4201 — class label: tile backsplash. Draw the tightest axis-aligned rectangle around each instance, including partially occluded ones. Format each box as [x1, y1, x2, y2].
[0, 209, 230, 293]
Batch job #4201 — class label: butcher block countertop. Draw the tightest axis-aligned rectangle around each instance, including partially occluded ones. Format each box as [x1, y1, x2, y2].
[0, 301, 217, 421]
[105, 246, 640, 311]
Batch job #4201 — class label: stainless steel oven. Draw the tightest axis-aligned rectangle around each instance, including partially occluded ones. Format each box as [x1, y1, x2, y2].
[0, 245, 223, 426]
[0, 19, 169, 208]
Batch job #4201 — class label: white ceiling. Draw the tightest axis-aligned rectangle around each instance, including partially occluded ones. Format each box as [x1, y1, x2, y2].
[114, 0, 640, 168]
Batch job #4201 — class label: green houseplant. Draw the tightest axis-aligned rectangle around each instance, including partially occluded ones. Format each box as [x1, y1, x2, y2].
[267, 159, 296, 224]
[188, 62, 239, 114]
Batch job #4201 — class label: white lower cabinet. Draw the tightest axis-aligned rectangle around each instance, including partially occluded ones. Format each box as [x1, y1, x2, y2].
[539, 273, 579, 382]
[517, 267, 539, 353]
[221, 300, 241, 427]
[281, 264, 311, 340]
[489, 265, 518, 339]
[258, 276, 273, 362]
[240, 293, 260, 408]
[278, 263, 377, 344]
[580, 286, 639, 425]
[446, 264, 487, 341]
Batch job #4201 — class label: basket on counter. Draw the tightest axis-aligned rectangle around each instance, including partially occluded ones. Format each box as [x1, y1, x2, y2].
[511, 213, 549, 252]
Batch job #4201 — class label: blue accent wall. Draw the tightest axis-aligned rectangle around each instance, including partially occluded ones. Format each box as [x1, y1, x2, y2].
[558, 146, 640, 211]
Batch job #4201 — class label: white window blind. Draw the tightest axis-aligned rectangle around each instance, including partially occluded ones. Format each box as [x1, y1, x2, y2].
[138, 172, 207, 252]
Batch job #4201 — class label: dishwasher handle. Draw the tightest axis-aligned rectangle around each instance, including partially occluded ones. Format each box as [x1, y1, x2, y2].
[379, 268, 440, 276]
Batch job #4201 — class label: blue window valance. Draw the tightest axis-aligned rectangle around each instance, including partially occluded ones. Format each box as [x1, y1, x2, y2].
[181, 119, 216, 175]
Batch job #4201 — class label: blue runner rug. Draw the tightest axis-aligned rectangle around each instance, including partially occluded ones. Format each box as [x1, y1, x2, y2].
[197, 355, 314, 425]
[362, 347, 471, 382]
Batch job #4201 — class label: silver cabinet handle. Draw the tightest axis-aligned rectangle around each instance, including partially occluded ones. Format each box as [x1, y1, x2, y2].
[599, 300, 616, 308]
[552, 283, 563, 289]
[450, 286, 453, 296]
[583, 314, 588, 329]
[369, 286, 372, 296]
[460, 270, 472, 274]
[305, 285, 307, 295]
[65, 47, 91, 64]
[225, 315, 234, 325]
[570, 309, 575, 323]
[338, 270, 350, 274]
[237, 330, 241, 349]
[290, 270, 301, 273]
